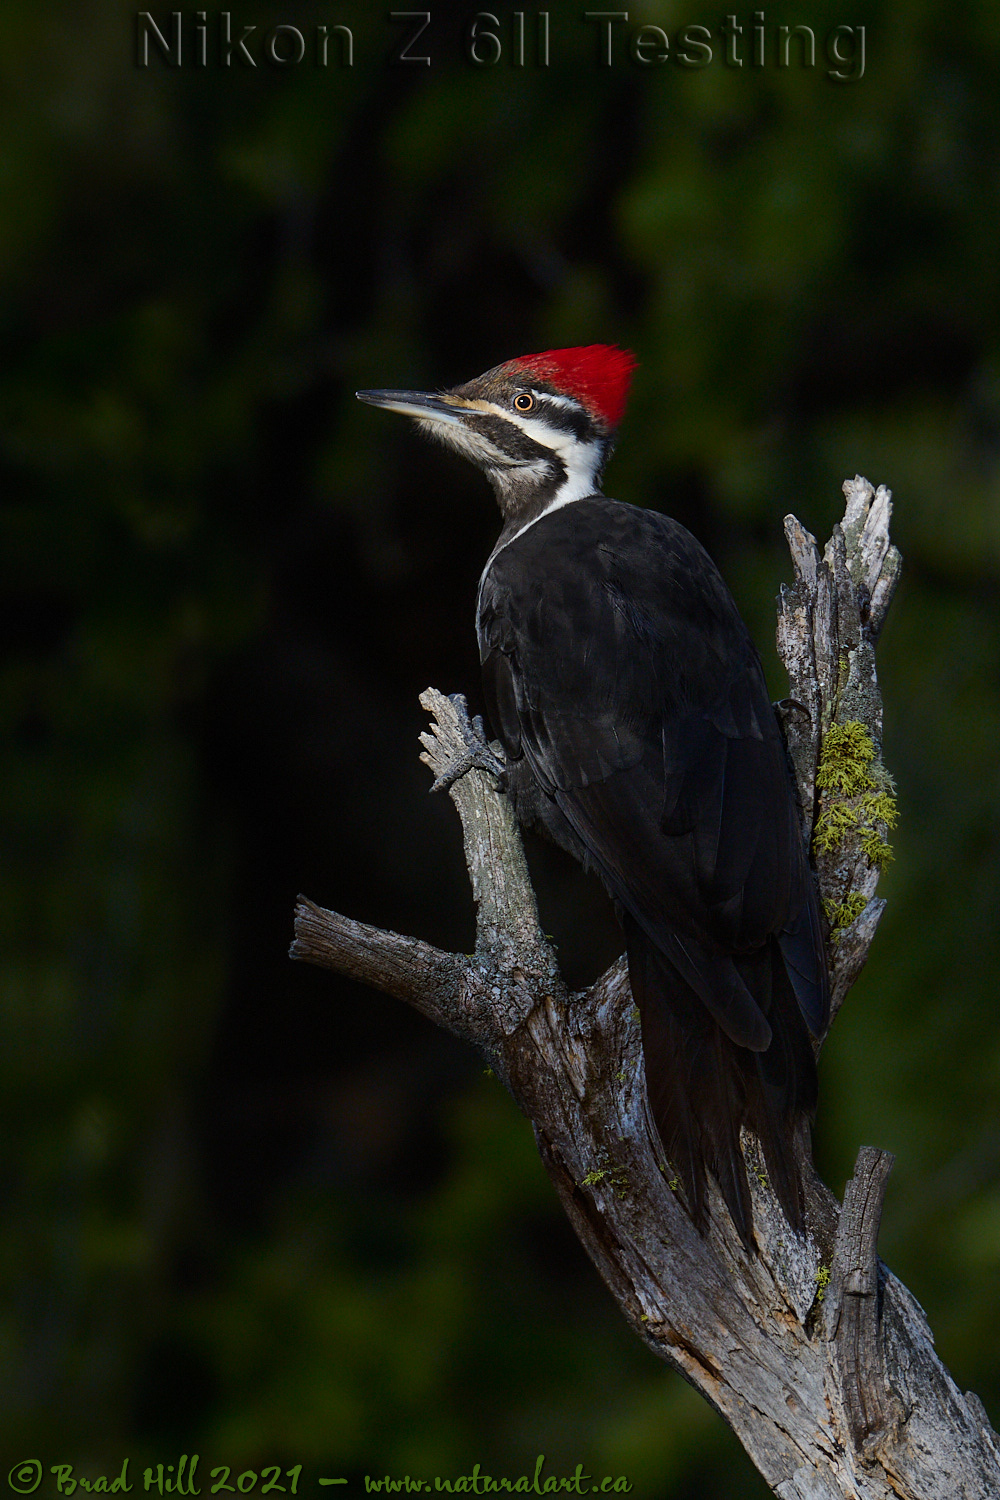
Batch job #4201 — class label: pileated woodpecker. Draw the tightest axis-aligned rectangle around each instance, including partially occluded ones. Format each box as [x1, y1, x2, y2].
[358, 346, 828, 1245]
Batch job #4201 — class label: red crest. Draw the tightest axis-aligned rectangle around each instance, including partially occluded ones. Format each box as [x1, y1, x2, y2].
[502, 345, 637, 430]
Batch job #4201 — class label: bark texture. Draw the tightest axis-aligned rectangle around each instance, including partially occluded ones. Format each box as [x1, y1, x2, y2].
[291, 478, 999, 1499]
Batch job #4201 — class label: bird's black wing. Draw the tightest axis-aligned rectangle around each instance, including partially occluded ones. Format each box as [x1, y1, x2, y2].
[478, 498, 828, 1238]
[480, 498, 824, 1031]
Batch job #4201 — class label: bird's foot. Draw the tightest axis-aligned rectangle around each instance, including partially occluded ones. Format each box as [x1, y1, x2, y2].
[774, 697, 811, 721]
[420, 692, 506, 793]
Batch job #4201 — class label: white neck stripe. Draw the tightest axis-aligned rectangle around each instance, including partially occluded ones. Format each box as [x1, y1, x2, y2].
[477, 471, 602, 611]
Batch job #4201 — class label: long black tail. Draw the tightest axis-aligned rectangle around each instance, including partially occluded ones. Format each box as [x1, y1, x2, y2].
[623, 914, 819, 1247]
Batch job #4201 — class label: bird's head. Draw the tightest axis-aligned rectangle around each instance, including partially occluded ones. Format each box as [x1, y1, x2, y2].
[358, 345, 637, 530]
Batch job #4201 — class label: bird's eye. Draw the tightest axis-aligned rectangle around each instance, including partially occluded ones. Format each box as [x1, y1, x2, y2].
[513, 392, 535, 412]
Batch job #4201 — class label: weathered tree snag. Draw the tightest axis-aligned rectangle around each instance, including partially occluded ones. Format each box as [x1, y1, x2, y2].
[826, 1148, 905, 1461]
[291, 478, 1000, 1499]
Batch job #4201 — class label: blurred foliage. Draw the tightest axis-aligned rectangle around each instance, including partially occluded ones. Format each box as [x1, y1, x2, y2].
[2, 0, 999, 1495]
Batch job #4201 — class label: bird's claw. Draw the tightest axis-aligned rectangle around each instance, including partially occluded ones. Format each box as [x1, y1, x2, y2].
[774, 697, 811, 723]
[426, 693, 507, 793]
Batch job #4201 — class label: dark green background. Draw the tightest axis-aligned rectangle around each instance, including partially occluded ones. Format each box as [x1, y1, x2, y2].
[3, 2, 999, 1495]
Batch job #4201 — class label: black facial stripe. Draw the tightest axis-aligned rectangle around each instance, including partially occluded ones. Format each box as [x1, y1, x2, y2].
[501, 454, 570, 535]
[526, 395, 594, 441]
[460, 412, 552, 464]
[448, 374, 599, 443]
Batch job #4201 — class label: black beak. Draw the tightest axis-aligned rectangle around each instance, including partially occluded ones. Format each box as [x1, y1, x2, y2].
[356, 390, 464, 424]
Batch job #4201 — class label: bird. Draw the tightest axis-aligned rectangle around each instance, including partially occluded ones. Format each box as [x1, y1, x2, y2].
[357, 345, 828, 1246]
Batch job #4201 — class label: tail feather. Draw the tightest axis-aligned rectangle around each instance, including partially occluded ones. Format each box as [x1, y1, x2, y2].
[624, 913, 818, 1247]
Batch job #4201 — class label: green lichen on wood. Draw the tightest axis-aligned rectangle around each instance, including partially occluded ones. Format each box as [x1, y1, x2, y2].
[813, 720, 897, 871]
[582, 1163, 630, 1198]
[816, 720, 877, 796]
[822, 891, 868, 939]
[813, 800, 861, 853]
[860, 826, 895, 870]
[862, 790, 898, 826]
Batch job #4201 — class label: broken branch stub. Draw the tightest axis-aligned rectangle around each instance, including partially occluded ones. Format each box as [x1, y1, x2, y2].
[776, 476, 902, 1029]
